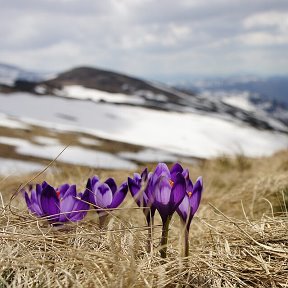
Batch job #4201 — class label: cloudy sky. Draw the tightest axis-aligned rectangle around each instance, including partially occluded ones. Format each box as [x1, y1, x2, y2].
[0, 0, 288, 81]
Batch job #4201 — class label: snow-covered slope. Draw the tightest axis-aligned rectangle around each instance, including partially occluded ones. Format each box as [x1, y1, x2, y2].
[0, 92, 287, 159]
[1, 64, 287, 162]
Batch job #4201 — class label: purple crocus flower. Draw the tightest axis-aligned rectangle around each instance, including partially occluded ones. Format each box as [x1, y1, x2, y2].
[128, 168, 156, 224]
[151, 163, 186, 223]
[145, 162, 186, 258]
[86, 176, 128, 225]
[176, 175, 203, 230]
[176, 173, 203, 257]
[24, 181, 90, 224]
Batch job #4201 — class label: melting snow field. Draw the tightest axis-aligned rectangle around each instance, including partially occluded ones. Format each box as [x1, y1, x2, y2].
[0, 136, 137, 171]
[0, 92, 288, 159]
[0, 113, 30, 130]
[119, 149, 178, 163]
[0, 157, 45, 176]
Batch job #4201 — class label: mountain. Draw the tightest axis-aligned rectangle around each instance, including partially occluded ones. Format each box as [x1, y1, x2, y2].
[180, 75, 288, 105]
[0, 63, 45, 87]
[0, 64, 287, 165]
[175, 75, 288, 127]
[1, 65, 286, 133]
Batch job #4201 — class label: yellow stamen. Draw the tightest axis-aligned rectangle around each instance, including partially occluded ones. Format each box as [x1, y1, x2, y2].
[187, 191, 192, 198]
[169, 179, 174, 187]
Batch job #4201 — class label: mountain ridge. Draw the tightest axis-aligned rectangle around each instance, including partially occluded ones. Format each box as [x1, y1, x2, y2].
[0, 63, 287, 134]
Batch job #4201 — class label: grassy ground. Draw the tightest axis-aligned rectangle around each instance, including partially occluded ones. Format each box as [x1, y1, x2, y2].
[0, 150, 287, 287]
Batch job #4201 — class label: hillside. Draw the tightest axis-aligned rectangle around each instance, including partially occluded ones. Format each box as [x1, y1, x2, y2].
[1, 64, 287, 133]
[0, 63, 288, 176]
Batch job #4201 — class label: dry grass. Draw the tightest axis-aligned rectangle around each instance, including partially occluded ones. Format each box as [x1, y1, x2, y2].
[0, 150, 288, 287]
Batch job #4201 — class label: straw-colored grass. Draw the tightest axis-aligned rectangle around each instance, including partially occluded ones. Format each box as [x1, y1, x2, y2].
[0, 150, 288, 287]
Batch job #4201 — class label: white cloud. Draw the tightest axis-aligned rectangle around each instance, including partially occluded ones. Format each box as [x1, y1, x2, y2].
[0, 0, 287, 78]
[243, 11, 288, 32]
[238, 11, 288, 46]
[238, 32, 288, 46]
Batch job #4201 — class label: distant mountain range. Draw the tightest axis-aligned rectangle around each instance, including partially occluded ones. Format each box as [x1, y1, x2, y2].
[1, 63, 287, 132]
[0, 63, 288, 161]
[0, 63, 46, 86]
[177, 76, 288, 105]
[175, 75, 288, 128]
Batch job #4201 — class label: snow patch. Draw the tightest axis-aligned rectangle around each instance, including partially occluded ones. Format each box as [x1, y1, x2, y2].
[119, 149, 178, 163]
[0, 114, 30, 130]
[17, 143, 137, 170]
[0, 135, 136, 170]
[59, 85, 145, 105]
[0, 157, 45, 175]
[221, 93, 257, 112]
[33, 136, 60, 146]
[78, 137, 101, 146]
[0, 136, 28, 147]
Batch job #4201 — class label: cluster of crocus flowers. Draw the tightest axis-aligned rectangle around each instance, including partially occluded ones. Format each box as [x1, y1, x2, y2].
[23, 162, 203, 258]
[24, 181, 90, 224]
[128, 163, 203, 258]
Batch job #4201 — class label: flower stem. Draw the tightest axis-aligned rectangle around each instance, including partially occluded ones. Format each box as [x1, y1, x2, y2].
[184, 226, 190, 257]
[99, 213, 107, 229]
[146, 212, 154, 253]
[160, 215, 172, 258]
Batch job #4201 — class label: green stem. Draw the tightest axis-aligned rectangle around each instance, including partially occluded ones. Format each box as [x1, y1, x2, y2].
[146, 210, 154, 253]
[160, 215, 172, 258]
[147, 219, 152, 253]
[184, 226, 189, 257]
[99, 213, 107, 229]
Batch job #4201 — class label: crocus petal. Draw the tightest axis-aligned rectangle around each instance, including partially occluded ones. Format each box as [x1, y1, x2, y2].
[170, 163, 183, 181]
[154, 177, 171, 205]
[154, 163, 170, 178]
[169, 173, 186, 209]
[86, 176, 99, 192]
[190, 176, 203, 215]
[41, 181, 48, 189]
[30, 202, 44, 217]
[59, 185, 77, 222]
[24, 191, 35, 213]
[86, 178, 93, 192]
[109, 182, 128, 208]
[177, 195, 190, 222]
[91, 176, 99, 187]
[57, 183, 70, 198]
[105, 178, 117, 195]
[69, 189, 90, 222]
[30, 189, 38, 206]
[186, 179, 194, 194]
[36, 184, 42, 203]
[40, 185, 60, 221]
[151, 163, 170, 187]
[140, 168, 148, 181]
[132, 173, 142, 186]
[128, 177, 141, 198]
[30, 188, 44, 216]
[182, 168, 189, 179]
[153, 177, 172, 222]
[147, 163, 170, 202]
[94, 183, 113, 208]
